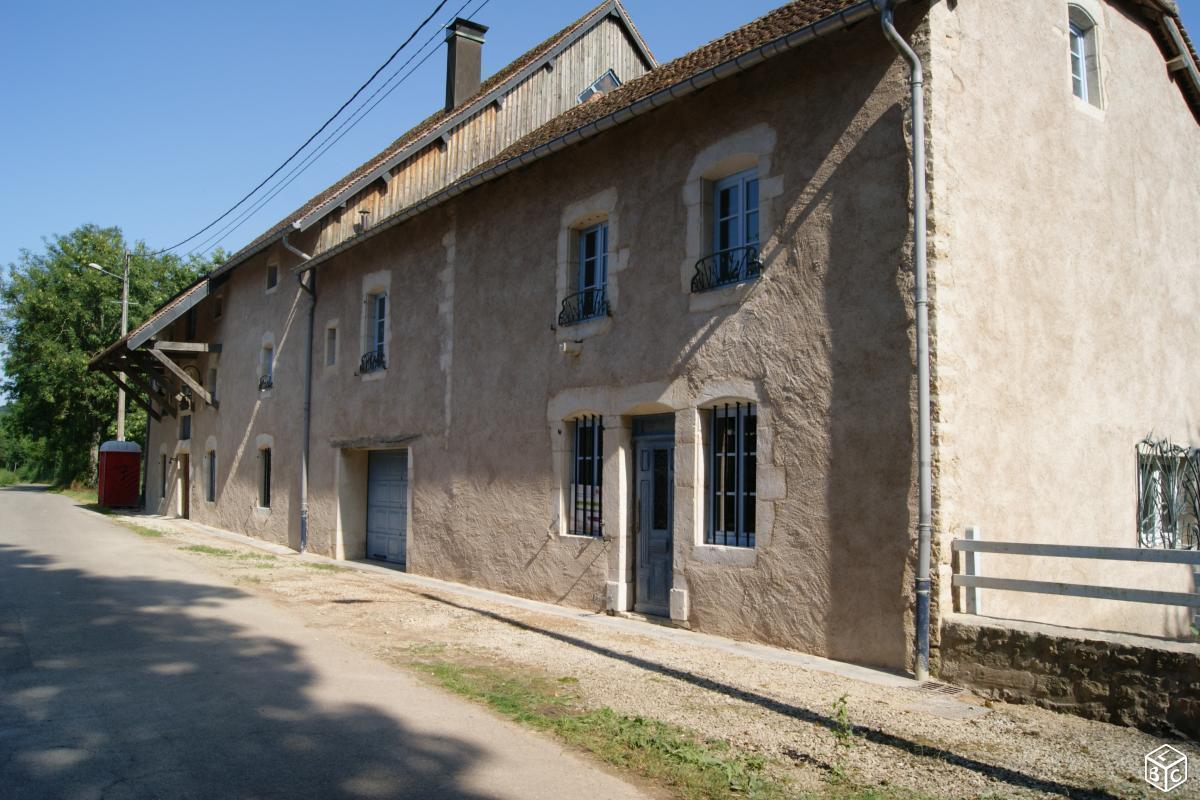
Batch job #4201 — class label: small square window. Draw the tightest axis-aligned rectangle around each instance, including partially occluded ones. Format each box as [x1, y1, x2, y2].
[266, 264, 279, 290]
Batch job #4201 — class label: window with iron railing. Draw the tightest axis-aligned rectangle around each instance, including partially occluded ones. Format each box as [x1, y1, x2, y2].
[361, 293, 387, 373]
[692, 169, 763, 293]
[259, 345, 274, 391]
[259, 448, 272, 509]
[559, 222, 609, 327]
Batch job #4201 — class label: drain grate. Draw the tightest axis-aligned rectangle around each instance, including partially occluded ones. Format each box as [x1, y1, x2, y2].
[919, 680, 964, 696]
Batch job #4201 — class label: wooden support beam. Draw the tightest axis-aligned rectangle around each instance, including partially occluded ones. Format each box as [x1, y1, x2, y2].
[151, 341, 222, 354]
[99, 369, 162, 422]
[148, 348, 214, 407]
[120, 365, 177, 418]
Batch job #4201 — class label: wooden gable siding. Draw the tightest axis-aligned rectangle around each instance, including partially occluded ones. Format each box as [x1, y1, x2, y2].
[315, 16, 649, 254]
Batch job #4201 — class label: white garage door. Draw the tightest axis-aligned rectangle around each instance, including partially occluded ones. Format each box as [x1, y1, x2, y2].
[367, 450, 408, 565]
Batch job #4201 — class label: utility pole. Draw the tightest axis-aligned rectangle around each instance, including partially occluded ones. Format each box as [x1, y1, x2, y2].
[85, 251, 131, 441]
[117, 248, 130, 441]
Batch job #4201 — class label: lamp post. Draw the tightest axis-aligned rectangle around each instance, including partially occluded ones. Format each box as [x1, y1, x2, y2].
[87, 250, 131, 441]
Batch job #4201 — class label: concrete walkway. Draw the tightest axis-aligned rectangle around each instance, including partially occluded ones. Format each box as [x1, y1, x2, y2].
[0, 486, 650, 800]
[125, 509, 917, 692]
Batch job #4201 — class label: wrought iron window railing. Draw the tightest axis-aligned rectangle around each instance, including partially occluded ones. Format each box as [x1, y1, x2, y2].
[359, 349, 386, 374]
[257, 375, 273, 392]
[571, 415, 603, 537]
[690, 245, 763, 293]
[558, 287, 609, 327]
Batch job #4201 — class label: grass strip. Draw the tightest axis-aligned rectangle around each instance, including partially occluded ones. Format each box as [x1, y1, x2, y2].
[409, 656, 786, 800]
[180, 544, 238, 557]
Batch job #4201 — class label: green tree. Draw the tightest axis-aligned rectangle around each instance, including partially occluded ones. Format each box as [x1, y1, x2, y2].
[0, 225, 218, 484]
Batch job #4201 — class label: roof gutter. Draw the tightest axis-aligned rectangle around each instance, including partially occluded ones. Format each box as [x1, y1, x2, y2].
[293, 0, 893, 273]
[1162, 14, 1200, 103]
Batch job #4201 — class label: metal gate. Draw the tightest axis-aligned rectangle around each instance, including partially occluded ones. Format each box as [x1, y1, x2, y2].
[367, 450, 408, 565]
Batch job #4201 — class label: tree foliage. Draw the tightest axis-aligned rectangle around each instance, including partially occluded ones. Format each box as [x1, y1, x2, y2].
[0, 225, 219, 484]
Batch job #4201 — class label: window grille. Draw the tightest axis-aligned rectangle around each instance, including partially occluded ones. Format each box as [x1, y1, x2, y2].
[571, 415, 603, 536]
[1137, 438, 1199, 549]
[707, 403, 757, 547]
[206, 450, 216, 503]
[260, 448, 272, 509]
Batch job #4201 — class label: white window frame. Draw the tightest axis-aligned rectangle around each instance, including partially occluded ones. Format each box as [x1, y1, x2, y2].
[367, 293, 386, 355]
[1068, 5, 1101, 108]
[578, 222, 608, 294]
[325, 324, 338, 367]
[577, 69, 621, 104]
[705, 402, 757, 549]
[260, 344, 274, 390]
[712, 168, 760, 256]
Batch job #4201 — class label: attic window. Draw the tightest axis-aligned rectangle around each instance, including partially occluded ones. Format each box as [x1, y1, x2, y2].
[577, 69, 621, 104]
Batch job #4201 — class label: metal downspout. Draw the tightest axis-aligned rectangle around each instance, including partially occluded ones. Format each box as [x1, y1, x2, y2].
[283, 232, 315, 553]
[875, 0, 932, 681]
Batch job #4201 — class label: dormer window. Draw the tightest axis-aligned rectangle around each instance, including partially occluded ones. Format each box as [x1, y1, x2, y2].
[577, 69, 621, 104]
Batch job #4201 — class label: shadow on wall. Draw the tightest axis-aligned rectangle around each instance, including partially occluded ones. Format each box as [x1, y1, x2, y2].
[0, 543, 492, 800]
[820, 98, 915, 670]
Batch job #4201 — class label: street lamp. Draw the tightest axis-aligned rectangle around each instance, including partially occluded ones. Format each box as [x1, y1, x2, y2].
[86, 251, 131, 441]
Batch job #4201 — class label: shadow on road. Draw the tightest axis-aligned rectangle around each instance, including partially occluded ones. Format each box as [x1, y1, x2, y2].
[418, 592, 1122, 800]
[0, 543, 493, 799]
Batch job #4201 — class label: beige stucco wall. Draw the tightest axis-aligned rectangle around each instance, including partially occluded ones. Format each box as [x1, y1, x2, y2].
[928, 0, 1200, 640]
[145, 10, 929, 671]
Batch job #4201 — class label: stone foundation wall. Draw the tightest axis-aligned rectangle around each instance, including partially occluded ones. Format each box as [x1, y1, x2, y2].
[938, 614, 1200, 739]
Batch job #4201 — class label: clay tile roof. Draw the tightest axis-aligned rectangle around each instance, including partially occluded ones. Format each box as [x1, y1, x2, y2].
[468, 0, 864, 179]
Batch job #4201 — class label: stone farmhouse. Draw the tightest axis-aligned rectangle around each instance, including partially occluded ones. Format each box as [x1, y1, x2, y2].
[91, 0, 1200, 676]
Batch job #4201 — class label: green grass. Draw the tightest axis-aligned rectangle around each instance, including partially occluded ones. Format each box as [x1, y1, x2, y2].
[180, 544, 238, 557]
[299, 561, 345, 572]
[122, 524, 164, 538]
[409, 657, 786, 800]
[52, 485, 98, 504]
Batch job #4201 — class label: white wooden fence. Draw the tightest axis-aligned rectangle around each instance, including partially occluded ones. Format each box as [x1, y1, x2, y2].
[951, 526, 1200, 615]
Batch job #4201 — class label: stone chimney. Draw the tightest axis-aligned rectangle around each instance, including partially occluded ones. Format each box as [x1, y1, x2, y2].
[445, 18, 488, 112]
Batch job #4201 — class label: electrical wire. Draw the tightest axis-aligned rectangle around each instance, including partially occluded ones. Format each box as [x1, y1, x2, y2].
[192, 0, 493, 258]
[152, 0, 452, 255]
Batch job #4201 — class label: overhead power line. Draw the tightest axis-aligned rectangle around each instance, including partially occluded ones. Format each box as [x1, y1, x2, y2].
[152, 0, 452, 256]
[191, 0, 492, 258]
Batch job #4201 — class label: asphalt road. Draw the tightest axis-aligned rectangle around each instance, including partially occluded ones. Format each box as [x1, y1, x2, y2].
[0, 486, 648, 800]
